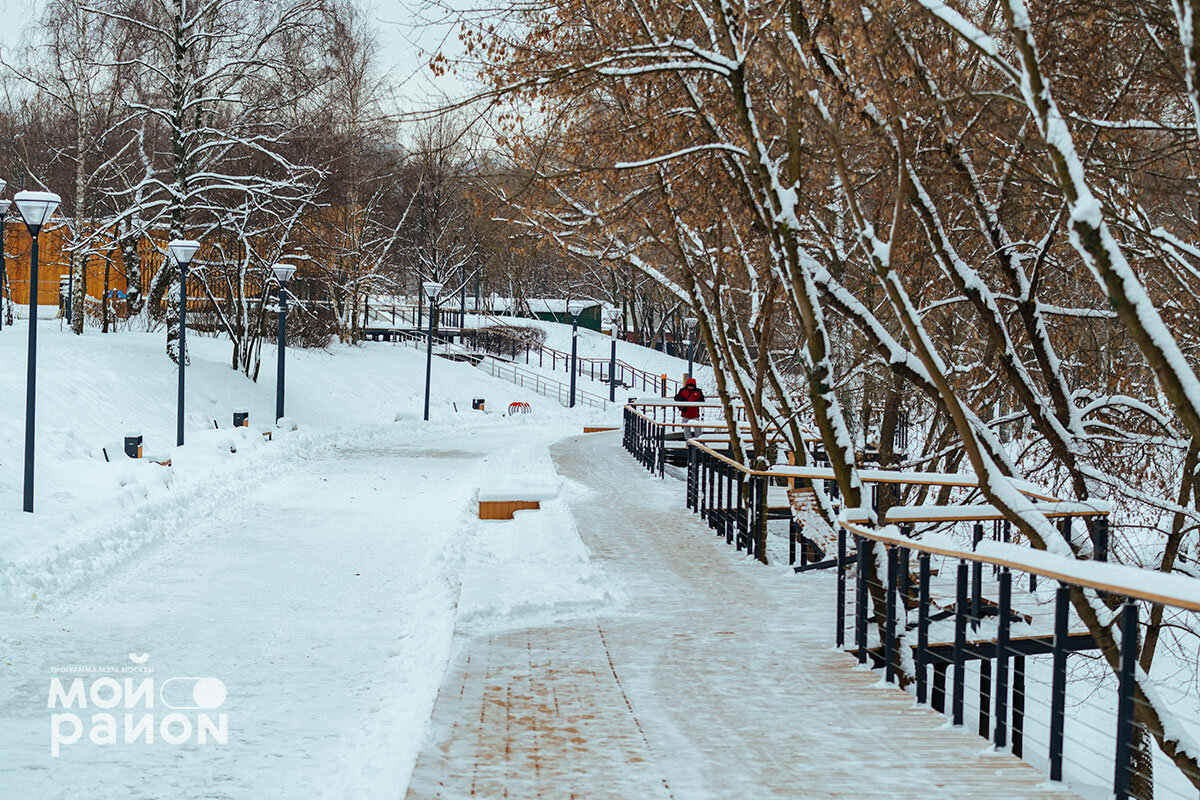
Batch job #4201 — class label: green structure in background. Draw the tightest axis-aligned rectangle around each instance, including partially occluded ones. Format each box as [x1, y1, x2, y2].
[498, 300, 604, 332]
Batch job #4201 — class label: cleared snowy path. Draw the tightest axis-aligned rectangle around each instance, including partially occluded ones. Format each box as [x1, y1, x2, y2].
[0, 423, 572, 800]
[406, 431, 1081, 799]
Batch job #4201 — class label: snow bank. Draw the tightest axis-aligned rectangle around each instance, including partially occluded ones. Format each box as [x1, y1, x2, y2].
[0, 324, 612, 611]
[477, 478, 561, 503]
[457, 447, 618, 633]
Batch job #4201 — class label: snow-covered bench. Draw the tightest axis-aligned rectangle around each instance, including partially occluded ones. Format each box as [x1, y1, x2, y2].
[478, 479, 560, 520]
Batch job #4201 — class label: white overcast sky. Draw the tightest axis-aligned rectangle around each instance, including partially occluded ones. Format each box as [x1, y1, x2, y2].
[0, 0, 478, 109]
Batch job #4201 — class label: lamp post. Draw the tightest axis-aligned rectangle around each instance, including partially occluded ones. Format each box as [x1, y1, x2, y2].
[422, 281, 443, 421]
[608, 311, 619, 403]
[416, 277, 424, 329]
[459, 262, 466, 327]
[15, 189, 61, 513]
[567, 300, 586, 408]
[272, 262, 297, 422]
[0, 193, 8, 333]
[168, 239, 201, 447]
[685, 316, 698, 379]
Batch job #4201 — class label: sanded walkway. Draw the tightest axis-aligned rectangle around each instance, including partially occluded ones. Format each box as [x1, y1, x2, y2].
[405, 432, 1080, 799]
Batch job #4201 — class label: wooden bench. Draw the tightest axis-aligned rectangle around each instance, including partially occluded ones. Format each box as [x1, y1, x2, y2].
[478, 480, 560, 520]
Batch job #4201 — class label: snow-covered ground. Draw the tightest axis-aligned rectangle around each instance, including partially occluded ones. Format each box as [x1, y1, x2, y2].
[0, 322, 619, 798]
[501, 316, 714, 392]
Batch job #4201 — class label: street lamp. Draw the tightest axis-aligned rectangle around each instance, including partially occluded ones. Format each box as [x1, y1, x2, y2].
[272, 262, 297, 422]
[422, 281, 443, 421]
[459, 261, 466, 327]
[608, 310, 620, 403]
[567, 300, 586, 408]
[168, 238, 201, 447]
[14, 189, 61, 513]
[685, 316, 698, 379]
[0, 193, 8, 333]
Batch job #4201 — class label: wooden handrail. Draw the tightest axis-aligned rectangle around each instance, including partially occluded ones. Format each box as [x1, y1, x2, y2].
[685, 436, 1060, 500]
[885, 502, 1109, 523]
[839, 521, 1200, 612]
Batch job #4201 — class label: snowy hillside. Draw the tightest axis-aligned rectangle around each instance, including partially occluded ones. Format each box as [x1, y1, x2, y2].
[458, 314, 715, 396]
[0, 324, 613, 609]
[0, 323, 624, 799]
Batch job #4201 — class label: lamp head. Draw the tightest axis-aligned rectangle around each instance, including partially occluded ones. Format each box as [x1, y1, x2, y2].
[567, 300, 587, 318]
[685, 316, 698, 330]
[422, 281, 444, 301]
[167, 239, 201, 268]
[0, 199, 11, 216]
[272, 263, 297, 283]
[14, 190, 61, 234]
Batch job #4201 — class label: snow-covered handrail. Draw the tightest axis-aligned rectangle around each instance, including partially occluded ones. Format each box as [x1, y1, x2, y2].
[839, 521, 1200, 612]
[685, 437, 1061, 501]
[885, 502, 1110, 523]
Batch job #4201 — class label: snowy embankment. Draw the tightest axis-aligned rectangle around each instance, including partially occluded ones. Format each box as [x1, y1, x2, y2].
[0, 322, 621, 798]
[466, 314, 716, 394]
[0, 324, 612, 611]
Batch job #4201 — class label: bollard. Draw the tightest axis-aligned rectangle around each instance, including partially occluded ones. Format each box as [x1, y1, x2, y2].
[661, 374, 668, 397]
[124, 432, 143, 459]
[233, 408, 249, 428]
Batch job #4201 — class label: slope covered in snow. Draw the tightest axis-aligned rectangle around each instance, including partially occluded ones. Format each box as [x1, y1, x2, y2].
[0, 322, 620, 799]
[0, 324, 613, 610]
[471, 315, 716, 396]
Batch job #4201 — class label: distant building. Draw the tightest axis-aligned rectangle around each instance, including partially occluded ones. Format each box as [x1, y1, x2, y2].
[488, 296, 604, 331]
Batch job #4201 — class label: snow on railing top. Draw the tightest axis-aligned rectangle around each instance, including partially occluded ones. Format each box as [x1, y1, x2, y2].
[838, 521, 1200, 612]
[885, 502, 1110, 523]
[679, 424, 1060, 501]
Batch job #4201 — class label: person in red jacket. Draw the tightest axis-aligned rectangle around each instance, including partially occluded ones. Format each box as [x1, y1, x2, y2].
[674, 378, 705, 422]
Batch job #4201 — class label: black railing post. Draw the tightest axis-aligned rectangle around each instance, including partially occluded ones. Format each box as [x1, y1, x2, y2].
[719, 463, 729, 544]
[994, 568, 1011, 749]
[917, 551, 930, 704]
[657, 423, 665, 478]
[727, 469, 736, 544]
[755, 474, 768, 564]
[700, 453, 710, 522]
[733, 475, 743, 547]
[885, 545, 898, 684]
[691, 441, 700, 510]
[1114, 600, 1138, 800]
[836, 528, 847, 648]
[932, 664, 947, 714]
[734, 470, 744, 551]
[1093, 515, 1109, 562]
[715, 470, 724, 544]
[856, 535, 870, 665]
[971, 523, 983, 629]
[979, 658, 992, 739]
[1049, 585, 1070, 782]
[952, 561, 968, 726]
[1012, 655, 1026, 758]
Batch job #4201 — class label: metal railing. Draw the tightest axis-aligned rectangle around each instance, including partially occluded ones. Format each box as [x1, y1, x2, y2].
[477, 358, 608, 410]
[835, 517, 1200, 800]
[619, 401, 1200, 800]
[374, 326, 608, 411]
[365, 305, 685, 396]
